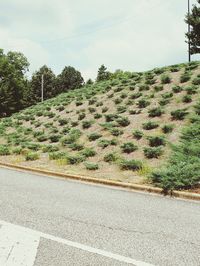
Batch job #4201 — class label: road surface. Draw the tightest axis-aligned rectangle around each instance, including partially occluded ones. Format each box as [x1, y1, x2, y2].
[0, 168, 199, 266]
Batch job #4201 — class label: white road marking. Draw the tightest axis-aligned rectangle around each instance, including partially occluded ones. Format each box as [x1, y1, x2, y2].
[0, 220, 154, 266]
[0, 224, 40, 266]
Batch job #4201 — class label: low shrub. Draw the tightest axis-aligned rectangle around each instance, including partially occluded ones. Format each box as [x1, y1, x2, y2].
[104, 152, 119, 163]
[66, 154, 85, 164]
[144, 147, 163, 158]
[88, 133, 102, 141]
[82, 120, 94, 129]
[68, 143, 84, 151]
[94, 113, 102, 119]
[119, 159, 143, 171]
[25, 152, 39, 161]
[154, 85, 164, 92]
[117, 105, 127, 114]
[78, 113, 86, 120]
[42, 145, 59, 153]
[180, 72, 191, 83]
[162, 124, 174, 134]
[109, 128, 124, 136]
[85, 162, 99, 170]
[171, 109, 188, 120]
[185, 85, 198, 95]
[116, 116, 130, 127]
[161, 74, 171, 84]
[80, 148, 96, 157]
[142, 121, 159, 130]
[148, 107, 163, 117]
[192, 75, 200, 85]
[147, 135, 166, 147]
[132, 130, 143, 139]
[88, 107, 96, 113]
[159, 98, 171, 106]
[0, 145, 10, 155]
[121, 142, 138, 153]
[182, 95, 192, 103]
[49, 134, 61, 143]
[172, 85, 182, 93]
[102, 107, 109, 113]
[137, 99, 150, 108]
[98, 139, 111, 149]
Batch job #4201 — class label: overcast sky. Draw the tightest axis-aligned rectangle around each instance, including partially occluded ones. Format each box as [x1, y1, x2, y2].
[0, 0, 199, 80]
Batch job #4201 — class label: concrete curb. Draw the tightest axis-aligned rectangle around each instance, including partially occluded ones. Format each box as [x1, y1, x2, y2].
[0, 162, 199, 201]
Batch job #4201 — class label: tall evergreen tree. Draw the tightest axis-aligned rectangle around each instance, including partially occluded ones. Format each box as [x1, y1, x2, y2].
[96, 65, 111, 82]
[185, 0, 200, 55]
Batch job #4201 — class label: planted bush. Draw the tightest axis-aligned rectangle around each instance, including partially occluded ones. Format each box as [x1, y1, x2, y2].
[142, 121, 159, 130]
[109, 128, 124, 136]
[180, 72, 191, 83]
[104, 152, 119, 163]
[144, 147, 163, 158]
[132, 130, 143, 139]
[0, 145, 10, 155]
[88, 133, 102, 141]
[78, 113, 86, 120]
[25, 152, 39, 161]
[116, 116, 130, 127]
[172, 85, 182, 93]
[80, 148, 96, 157]
[49, 134, 61, 143]
[162, 124, 174, 134]
[147, 135, 166, 147]
[94, 113, 102, 119]
[119, 159, 143, 171]
[82, 120, 93, 129]
[182, 95, 192, 103]
[66, 154, 85, 165]
[148, 107, 163, 117]
[161, 74, 171, 84]
[154, 85, 164, 92]
[121, 142, 138, 153]
[192, 75, 200, 85]
[171, 109, 188, 120]
[102, 107, 109, 113]
[137, 98, 150, 108]
[185, 85, 197, 95]
[85, 162, 99, 170]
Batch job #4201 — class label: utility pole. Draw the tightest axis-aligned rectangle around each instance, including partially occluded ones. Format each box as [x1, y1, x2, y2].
[188, 0, 191, 62]
[41, 74, 44, 102]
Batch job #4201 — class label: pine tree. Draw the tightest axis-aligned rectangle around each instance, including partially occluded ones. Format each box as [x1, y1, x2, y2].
[185, 0, 200, 55]
[96, 65, 111, 82]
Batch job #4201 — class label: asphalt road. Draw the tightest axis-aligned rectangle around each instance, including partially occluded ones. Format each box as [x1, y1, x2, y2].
[0, 168, 199, 266]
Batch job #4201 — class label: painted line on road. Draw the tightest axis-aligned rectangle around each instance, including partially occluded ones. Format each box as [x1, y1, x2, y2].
[0, 220, 154, 266]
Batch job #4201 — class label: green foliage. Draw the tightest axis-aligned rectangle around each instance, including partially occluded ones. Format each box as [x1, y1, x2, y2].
[119, 159, 143, 171]
[25, 152, 39, 161]
[121, 142, 138, 153]
[148, 107, 163, 117]
[82, 120, 94, 129]
[104, 152, 119, 163]
[116, 116, 130, 127]
[88, 133, 102, 141]
[80, 148, 96, 157]
[172, 85, 182, 93]
[147, 135, 166, 147]
[182, 94, 192, 103]
[192, 75, 200, 85]
[142, 121, 159, 130]
[171, 109, 189, 120]
[0, 145, 10, 155]
[57, 66, 84, 92]
[161, 74, 171, 84]
[184, 85, 198, 95]
[78, 112, 86, 120]
[180, 72, 191, 83]
[150, 120, 200, 190]
[162, 124, 174, 134]
[132, 130, 143, 139]
[66, 154, 85, 164]
[154, 85, 164, 92]
[137, 98, 150, 108]
[49, 134, 61, 143]
[85, 162, 99, 170]
[96, 65, 111, 82]
[144, 147, 163, 158]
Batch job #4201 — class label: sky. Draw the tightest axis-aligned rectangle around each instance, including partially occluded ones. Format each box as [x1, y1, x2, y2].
[0, 0, 199, 80]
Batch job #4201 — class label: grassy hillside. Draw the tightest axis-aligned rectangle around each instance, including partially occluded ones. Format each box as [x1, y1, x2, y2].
[0, 61, 200, 185]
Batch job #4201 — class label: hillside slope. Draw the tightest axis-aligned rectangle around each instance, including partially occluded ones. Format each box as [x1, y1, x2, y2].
[0, 61, 200, 184]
